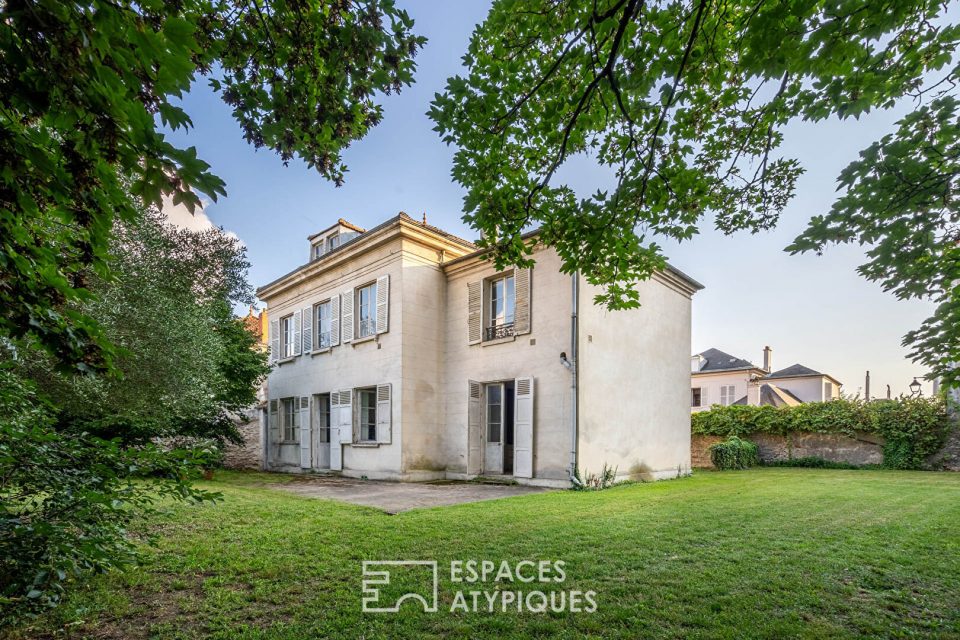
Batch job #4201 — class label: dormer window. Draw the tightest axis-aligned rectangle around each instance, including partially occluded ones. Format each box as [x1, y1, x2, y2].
[327, 232, 341, 251]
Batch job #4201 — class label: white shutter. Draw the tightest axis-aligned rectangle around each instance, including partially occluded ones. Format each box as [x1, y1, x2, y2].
[514, 376, 534, 478]
[302, 306, 313, 353]
[341, 290, 354, 343]
[375, 274, 390, 335]
[338, 389, 353, 444]
[376, 383, 392, 443]
[467, 280, 482, 344]
[292, 310, 302, 356]
[268, 399, 280, 445]
[514, 268, 531, 335]
[269, 319, 279, 363]
[329, 393, 343, 470]
[299, 396, 311, 468]
[702, 387, 709, 407]
[329, 295, 341, 347]
[467, 381, 482, 475]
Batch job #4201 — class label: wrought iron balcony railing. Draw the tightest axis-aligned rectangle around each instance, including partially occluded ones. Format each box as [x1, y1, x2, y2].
[484, 323, 515, 341]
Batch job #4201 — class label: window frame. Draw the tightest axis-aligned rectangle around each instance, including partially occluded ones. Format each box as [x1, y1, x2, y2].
[484, 272, 516, 341]
[280, 314, 295, 358]
[281, 397, 298, 443]
[691, 387, 702, 408]
[314, 299, 333, 350]
[316, 393, 331, 444]
[356, 281, 378, 339]
[357, 387, 377, 442]
[486, 383, 503, 443]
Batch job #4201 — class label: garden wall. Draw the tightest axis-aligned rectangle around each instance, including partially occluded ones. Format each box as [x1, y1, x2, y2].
[222, 409, 262, 470]
[692, 432, 885, 468]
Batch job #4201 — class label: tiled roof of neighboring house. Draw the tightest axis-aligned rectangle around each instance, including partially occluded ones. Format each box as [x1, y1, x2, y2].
[765, 364, 842, 386]
[693, 348, 762, 373]
[241, 306, 263, 343]
[760, 383, 803, 407]
[731, 383, 803, 407]
[765, 363, 822, 379]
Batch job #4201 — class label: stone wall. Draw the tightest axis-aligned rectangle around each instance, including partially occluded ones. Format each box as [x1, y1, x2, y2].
[692, 432, 885, 468]
[222, 410, 262, 470]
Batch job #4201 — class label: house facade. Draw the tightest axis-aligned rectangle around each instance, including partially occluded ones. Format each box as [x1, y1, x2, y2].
[257, 213, 702, 487]
[690, 346, 842, 412]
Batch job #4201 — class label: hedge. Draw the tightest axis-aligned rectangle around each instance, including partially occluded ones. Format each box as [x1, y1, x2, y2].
[691, 397, 952, 470]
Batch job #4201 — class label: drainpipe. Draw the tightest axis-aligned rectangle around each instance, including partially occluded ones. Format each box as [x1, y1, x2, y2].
[568, 272, 580, 486]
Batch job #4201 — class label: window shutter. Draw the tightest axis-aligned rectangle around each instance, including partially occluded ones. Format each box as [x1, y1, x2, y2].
[376, 383, 392, 443]
[341, 290, 354, 343]
[329, 295, 341, 347]
[302, 306, 313, 353]
[269, 319, 280, 363]
[329, 393, 343, 471]
[375, 274, 390, 334]
[514, 267, 531, 335]
[467, 381, 482, 475]
[467, 280, 481, 344]
[514, 376, 534, 478]
[292, 310, 302, 356]
[702, 387, 708, 407]
[268, 399, 280, 445]
[338, 390, 353, 444]
[299, 396, 311, 468]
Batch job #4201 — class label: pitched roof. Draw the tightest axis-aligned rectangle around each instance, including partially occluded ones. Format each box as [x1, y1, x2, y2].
[760, 383, 803, 407]
[766, 364, 823, 379]
[693, 348, 762, 373]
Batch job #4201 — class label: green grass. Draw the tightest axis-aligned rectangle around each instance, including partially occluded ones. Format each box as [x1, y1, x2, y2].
[16, 469, 960, 639]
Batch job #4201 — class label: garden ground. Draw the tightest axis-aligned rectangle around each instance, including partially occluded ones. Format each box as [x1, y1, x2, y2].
[15, 469, 960, 639]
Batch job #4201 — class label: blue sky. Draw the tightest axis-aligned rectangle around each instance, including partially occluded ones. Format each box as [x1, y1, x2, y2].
[165, 0, 937, 397]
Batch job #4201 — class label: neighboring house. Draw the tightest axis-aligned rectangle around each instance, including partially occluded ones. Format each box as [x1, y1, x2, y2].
[690, 347, 841, 412]
[256, 212, 703, 487]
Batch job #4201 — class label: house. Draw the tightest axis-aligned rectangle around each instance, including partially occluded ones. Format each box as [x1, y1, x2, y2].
[256, 213, 703, 487]
[690, 346, 842, 412]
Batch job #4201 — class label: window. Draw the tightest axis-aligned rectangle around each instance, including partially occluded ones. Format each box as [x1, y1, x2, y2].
[315, 300, 332, 349]
[486, 384, 502, 442]
[317, 394, 331, 443]
[358, 387, 377, 442]
[280, 314, 295, 358]
[282, 397, 298, 442]
[720, 385, 736, 406]
[312, 240, 324, 260]
[824, 382, 833, 400]
[691, 388, 702, 408]
[327, 232, 341, 251]
[485, 274, 515, 340]
[357, 282, 377, 338]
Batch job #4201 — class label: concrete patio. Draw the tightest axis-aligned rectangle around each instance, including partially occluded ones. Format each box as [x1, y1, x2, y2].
[270, 476, 552, 514]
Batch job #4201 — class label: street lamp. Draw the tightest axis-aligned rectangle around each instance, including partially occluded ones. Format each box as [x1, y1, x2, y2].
[909, 377, 923, 397]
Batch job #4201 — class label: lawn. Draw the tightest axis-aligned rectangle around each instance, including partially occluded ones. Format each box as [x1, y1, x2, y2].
[15, 469, 960, 639]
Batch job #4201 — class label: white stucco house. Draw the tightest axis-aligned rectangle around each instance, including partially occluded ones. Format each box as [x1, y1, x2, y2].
[690, 346, 842, 413]
[256, 213, 702, 487]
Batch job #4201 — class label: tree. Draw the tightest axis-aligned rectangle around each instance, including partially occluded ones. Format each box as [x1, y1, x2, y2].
[1, 210, 268, 622]
[430, 0, 960, 384]
[1, 0, 425, 372]
[18, 209, 270, 445]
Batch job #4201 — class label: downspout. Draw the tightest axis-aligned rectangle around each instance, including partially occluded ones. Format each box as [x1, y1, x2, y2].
[569, 272, 580, 486]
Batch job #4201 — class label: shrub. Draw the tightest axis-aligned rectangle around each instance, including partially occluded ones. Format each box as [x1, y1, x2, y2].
[0, 368, 218, 626]
[763, 456, 877, 470]
[709, 436, 760, 470]
[693, 397, 952, 470]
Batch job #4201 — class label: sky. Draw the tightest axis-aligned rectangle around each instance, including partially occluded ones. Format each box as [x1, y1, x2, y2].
[163, 0, 938, 398]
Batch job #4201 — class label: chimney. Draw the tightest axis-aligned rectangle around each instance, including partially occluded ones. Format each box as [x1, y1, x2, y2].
[886, 384, 892, 400]
[865, 370, 871, 401]
[763, 346, 772, 373]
